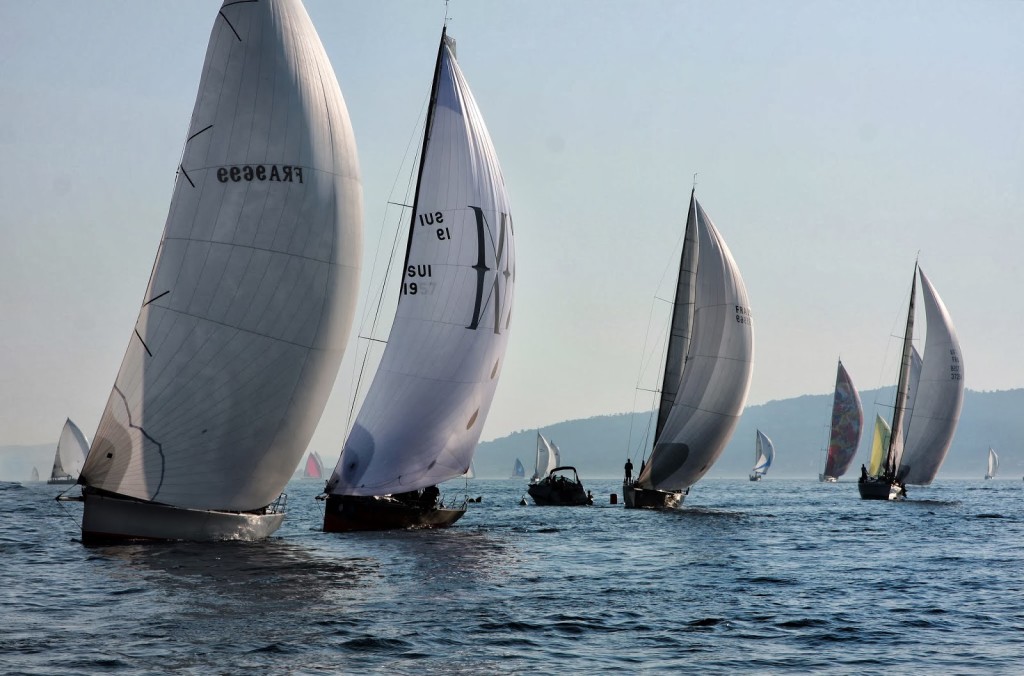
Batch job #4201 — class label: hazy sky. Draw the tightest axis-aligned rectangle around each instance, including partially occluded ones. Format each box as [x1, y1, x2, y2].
[1, 1, 1022, 455]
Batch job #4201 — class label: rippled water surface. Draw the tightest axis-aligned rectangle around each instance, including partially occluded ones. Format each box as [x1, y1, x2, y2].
[4, 478, 1024, 674]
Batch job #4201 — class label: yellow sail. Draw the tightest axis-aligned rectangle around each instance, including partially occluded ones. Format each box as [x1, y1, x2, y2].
[868, 414, 892, 477]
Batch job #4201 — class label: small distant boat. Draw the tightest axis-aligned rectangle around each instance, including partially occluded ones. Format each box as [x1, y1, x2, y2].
[818, 360, 864, 482]
[859, 264, 964, 500]
[512, 458, 526, 479]
[48, 418, 89, 485]
[322, 24, 515, 532]
[303, 452, 325, 480]
[527, 466, 591, 506]
[749, 430, 775, 481]
[624, 189, 754, 509]
[30, 467, 39, 483]
[985, 447, 998, 480]
[530, 432, 560, 482]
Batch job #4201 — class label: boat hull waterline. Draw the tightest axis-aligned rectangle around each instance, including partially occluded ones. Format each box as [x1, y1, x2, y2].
[857, 479, 905, 501]
[622, 483, 685, 509]
[81, 489, 285, 544]
[322, 494, 465, 532]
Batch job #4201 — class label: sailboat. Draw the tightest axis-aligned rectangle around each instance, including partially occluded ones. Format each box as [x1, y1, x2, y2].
[749, 430, 775, 482]
[529, 432, 560, 483]
[985, 447, 998, 480]
[73, 0, 363, 542]
[322, 25, 515, 532]
[512, 458, 526, 478]
[30, 467, 39, 483]
[47, 418, 89, 485]
[858, 265, 964, 500]
[304, 452, 325, 480]
[625, 189, 754, 508]
[818, 361, 864, 482]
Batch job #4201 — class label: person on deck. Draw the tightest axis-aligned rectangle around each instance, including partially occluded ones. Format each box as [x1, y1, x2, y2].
[624, 458, 633, 483]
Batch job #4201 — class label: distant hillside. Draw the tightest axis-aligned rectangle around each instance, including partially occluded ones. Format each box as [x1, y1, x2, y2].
[475, 388, 1024, 481]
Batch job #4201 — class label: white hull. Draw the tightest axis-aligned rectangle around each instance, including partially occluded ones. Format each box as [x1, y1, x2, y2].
[819, 474, 838, 483]
[81, 490, 284, 544]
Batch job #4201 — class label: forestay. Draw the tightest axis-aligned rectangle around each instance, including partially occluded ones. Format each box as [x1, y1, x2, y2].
[327, 30, 515, 496]
[897, 268, 964, 485]
[80, 0, 363, 511]
[639, 193, 754, 491]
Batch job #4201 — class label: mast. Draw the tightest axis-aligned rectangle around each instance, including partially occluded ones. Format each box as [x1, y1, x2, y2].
[885, 264, 918, 477]
[654, 189, 699, 442]
[399, 26, 450, 281]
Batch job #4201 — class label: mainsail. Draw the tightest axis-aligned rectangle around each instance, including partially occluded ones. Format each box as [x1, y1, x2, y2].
[896, 268, 964, 485]
[532, 433, 560, 481]
[50, 418, 89, 483]
[326, 27, 514, 497]
[821, 361, 864, 480]
[751, 429, 775, 478]
[637, 191, 754, 492]
[80, 0, 363, 513]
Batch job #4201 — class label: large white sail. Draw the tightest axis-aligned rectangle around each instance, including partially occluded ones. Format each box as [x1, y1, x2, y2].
[638, 194, 754, 491]
[897, 268, 964, 485]
[51, 418, 89, 481]
[80, 0, 362, 512]
[327, 29, 514, 497]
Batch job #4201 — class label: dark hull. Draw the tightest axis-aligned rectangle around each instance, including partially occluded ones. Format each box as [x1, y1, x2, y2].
[623, 483, 684, 509]
[857, 478, 905, 501]
[323, 494, 465, 532]
[527, 480, 589, 506]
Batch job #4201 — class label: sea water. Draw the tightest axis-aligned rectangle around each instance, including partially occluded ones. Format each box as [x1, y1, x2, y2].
[3, 477, 1024, 674]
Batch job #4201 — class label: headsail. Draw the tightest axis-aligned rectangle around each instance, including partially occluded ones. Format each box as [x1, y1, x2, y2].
[868, 414, 891, 477]
[304, 452, 324, 480]
[327, 28, 514, 497]
[637, 192, 754, 491]
[80, 0, 363, 512]
[896, 268, 964, 484]
[822, 361, 864, 479]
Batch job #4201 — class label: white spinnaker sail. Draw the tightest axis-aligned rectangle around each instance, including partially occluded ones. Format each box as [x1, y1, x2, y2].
[80, 0, 362, 511]
[51, 418, 89, 480]
[752, 429, 774, 475]
[897, 268, 964, 485]
[987, 448, 998, 478]
[639, 196, 754, 491]
[327, 30, 514, 497]
[532, 433, 558, 480]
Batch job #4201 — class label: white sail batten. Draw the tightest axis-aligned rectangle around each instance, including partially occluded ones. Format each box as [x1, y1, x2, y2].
[51, 418, 89, 481]
[897, 268, 964, 485]
[327, 31, 514, 497]
[639, 196, 754, 491]
[80, 0, 363, 512]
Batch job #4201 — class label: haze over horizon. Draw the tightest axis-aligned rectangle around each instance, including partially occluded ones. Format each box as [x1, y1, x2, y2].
[1, 1, 1021, 455]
